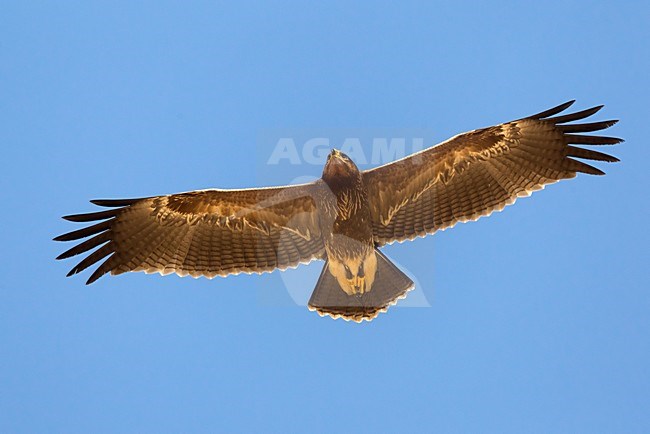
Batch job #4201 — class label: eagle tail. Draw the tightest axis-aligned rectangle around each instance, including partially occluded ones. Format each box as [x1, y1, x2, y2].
[308, 250, 414, 322]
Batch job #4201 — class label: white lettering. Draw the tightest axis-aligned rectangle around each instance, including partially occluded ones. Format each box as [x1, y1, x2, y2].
[340, 138, 367, 164]
[303, 138, 330, 165]
[371, 138, 406, 165]
[267, 138, 301, 165]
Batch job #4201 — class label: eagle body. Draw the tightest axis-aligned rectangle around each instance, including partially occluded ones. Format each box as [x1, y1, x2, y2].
[56, 101, 621, 322]
[308, 150, 415, 320]
[321, 149, 374, 278]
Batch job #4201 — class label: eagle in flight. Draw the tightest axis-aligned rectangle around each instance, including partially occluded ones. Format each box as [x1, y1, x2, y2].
[55, 101, 621, 322]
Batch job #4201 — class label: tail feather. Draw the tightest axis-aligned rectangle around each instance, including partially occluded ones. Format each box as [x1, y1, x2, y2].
[308, 250, 414, 322]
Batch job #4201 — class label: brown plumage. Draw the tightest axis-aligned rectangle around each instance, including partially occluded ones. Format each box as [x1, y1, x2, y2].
[55, 101, 621, 322]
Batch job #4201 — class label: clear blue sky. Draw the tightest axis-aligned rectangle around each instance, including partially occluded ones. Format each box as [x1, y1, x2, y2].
[2, 1, 649, 433]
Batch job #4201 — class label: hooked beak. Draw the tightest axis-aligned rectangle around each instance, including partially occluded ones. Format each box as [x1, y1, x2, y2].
[324, 149, 351, 177]
[329, 149, 342, 160]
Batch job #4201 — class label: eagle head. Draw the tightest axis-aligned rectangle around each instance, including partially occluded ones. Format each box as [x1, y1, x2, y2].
[323, 149, 360, 181]
[328, 250, 377, 296]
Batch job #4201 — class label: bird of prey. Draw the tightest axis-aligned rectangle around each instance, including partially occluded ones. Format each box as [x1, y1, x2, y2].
[55, 101, 621, 322]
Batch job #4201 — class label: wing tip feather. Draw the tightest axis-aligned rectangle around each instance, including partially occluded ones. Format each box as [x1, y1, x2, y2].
[86, 266, 109, 285]
[90, 198, 141, 207]
[529, 100, 575, 119]
[62, 209, 120, 222]
[550, 105, 605, 124]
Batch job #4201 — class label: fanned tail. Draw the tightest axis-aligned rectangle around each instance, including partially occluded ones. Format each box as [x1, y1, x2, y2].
[308, 250, 414, 322]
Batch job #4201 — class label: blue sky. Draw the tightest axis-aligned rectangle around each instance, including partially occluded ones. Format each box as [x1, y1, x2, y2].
[2, 1, 649, 433]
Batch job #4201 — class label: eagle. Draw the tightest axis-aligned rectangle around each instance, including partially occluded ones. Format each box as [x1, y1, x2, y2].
[55, 101, 621, 322]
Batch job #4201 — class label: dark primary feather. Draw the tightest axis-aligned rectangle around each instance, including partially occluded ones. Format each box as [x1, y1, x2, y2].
[62, 209, 121, 222]
[90, 198, 142, 207]
[364, 101, 622, 245]
[56, 231, 110, 260]
[566, 146, 618, 162]
[557, 120, 618, 133]
[564, 134, 621, 145]
[53, 220, 112, 242]
[545, 105, 604, 124]
[527, 100, 576, 119]
[65, 243, 114, 278]
[55, 200, 139, 283]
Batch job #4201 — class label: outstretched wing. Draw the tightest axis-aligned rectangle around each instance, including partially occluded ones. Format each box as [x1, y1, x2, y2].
[364, 101, 622, 246]
[55, 182, 328, 284]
